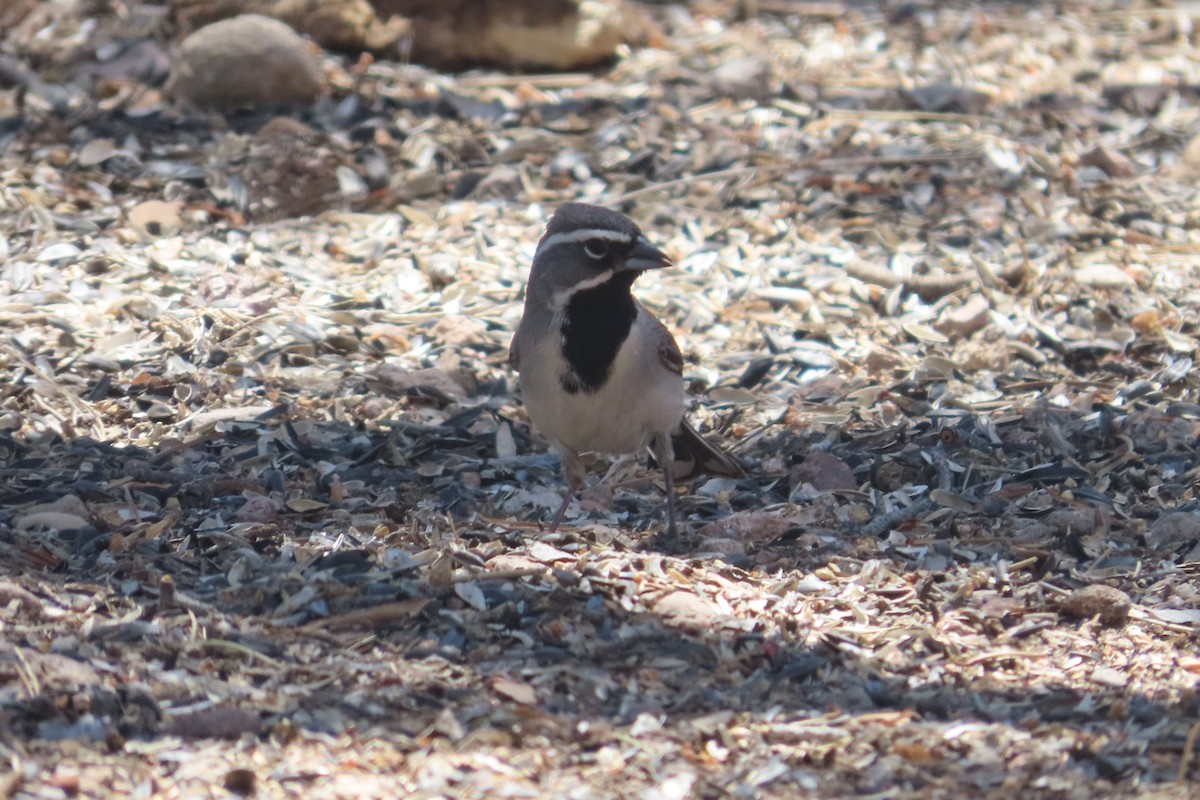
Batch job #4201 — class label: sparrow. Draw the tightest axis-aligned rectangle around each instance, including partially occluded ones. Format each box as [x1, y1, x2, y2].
[509, 202, 743, 535]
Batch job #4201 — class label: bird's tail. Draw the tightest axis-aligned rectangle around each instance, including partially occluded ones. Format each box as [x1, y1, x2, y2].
[667, 420, 745, 480]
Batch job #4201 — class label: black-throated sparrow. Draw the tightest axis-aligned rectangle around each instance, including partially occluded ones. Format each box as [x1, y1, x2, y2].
[509, 202, 743, 535]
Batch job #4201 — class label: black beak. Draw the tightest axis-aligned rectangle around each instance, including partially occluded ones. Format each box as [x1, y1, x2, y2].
[623, 236, 672, 272]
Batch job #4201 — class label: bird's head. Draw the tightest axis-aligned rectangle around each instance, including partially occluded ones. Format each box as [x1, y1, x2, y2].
[528, 203, 672, 307]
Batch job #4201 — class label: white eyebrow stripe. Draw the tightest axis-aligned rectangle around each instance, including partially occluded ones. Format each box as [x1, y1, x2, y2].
[549, 268, 615, 308]
[537, 228, 634, 254]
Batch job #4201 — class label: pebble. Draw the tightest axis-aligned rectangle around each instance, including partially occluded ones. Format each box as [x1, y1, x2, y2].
[1059, 584, 1132, 627]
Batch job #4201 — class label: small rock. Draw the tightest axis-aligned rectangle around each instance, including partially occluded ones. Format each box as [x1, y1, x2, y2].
[233, 494, 278, 524]
[654, 590, 721, 630]
[1059, 584, 1131, 627]
[166, 15, 323, 111]
[789, 450, 857, 493]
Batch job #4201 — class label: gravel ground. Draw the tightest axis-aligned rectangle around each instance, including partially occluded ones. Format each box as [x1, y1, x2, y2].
[1, 1, 1199, 798]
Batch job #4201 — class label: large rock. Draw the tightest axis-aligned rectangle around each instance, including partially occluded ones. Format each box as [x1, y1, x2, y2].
[171, 0, 410, 53]
[375, 0, 628, 69]
[171, 0, 639, 69]
[166, 14, 323, 110]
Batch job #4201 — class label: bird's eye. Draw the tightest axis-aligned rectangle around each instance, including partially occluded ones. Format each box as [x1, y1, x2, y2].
[583, 240, 609, 260]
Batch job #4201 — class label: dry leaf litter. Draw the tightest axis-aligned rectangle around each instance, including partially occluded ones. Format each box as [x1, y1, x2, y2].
[1, 1, 1199, 798]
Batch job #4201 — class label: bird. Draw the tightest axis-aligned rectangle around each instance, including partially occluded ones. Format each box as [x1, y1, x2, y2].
[509, 202, 743, 535]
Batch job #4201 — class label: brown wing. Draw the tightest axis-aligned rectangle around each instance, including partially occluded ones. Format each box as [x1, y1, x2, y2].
[641, 309, 743, 478]
[507, 331, 521, 371]
[670, 420, 746, 480]
[646, 309, 683, 376]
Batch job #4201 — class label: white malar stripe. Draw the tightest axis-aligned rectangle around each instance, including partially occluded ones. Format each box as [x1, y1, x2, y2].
[549, 268, 616, 308]
[537, 228, 633, 256]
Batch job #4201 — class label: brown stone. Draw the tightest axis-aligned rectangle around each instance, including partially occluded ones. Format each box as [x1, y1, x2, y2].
[373, 0, 628, 69]
[166, 14, 323, 110]
[170, 0, 639, 68]
[1059, 584, 1131, 627]
[790, 450, 858, 493]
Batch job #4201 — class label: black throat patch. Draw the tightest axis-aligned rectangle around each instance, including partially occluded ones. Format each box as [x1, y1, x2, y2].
[559, 272, 639, 394]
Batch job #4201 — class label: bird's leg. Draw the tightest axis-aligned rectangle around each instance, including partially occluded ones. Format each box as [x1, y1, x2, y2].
[651, 435, 678, 537]
[548, 492, 572, 533]
[548, 447, 586, 532]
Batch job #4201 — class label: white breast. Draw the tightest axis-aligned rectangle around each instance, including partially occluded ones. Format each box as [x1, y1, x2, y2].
[519, 310, 684, 456]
